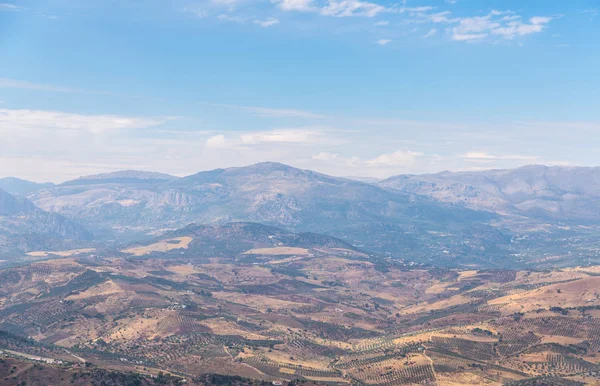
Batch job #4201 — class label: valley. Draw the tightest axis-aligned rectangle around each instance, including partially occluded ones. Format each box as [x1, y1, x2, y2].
[2, 247, 600, 385]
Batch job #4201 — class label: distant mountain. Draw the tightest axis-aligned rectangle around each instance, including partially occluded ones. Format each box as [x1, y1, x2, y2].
[28, 162, 504, 266]
[378, 165, 600, 221]
[345, 176, 381, 184]
[61, 170, 179, 186]
[31, 163, 493, 229]
[0, 177, 54, 195]
[12, 163, 600, 268]
[0, 188, 92, 256]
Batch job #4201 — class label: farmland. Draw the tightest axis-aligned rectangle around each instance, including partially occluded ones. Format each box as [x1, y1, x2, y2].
[2, 251, 600, 385]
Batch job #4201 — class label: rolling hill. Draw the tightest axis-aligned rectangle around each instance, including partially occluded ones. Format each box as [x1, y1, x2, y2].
[121, 222, 362, 259]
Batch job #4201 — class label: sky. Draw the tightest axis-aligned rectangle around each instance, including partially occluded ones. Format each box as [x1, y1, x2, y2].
[0, 0, 599, 182]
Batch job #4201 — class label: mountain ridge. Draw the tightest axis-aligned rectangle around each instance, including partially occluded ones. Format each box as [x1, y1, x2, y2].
[0, 188, 93, 256]
[378, 164, 600, 221]
[0, 177, 54, 195]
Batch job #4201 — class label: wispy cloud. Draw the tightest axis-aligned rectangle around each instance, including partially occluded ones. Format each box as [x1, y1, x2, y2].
[449, 11, 552, 41]
[0, 3, 21, 11]
[241, 129, 326, 144]
[376, 38, 391, 45]
[0, 108, 166, 134]
[253, 17, 280, 27]
[0, 78, 114, 96]
[272, 0, 315, 12]
[205, 134, 228, 149]
[235, 105, 326, 118]
[0, 78, 81, 93]
[320, 0, 386, 17]
[273, 0, 387, 17]
[422, 28, 437, 38]
[310, 150, 427, 177]
[366, 150, 424, 166]
[183, 1, 552, 45]
[583, 9, 598, 21]
[462, 152, 537, 161]
[184, 5, 207, 17]
[218, 13, 245, 22]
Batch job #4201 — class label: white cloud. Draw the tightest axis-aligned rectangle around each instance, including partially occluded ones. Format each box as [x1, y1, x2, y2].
[183, 5, 207, 17]
[273, 0, 386, 17]
[450, 11, 552, 41]
[253, 18, 280, 27]
[273, 0, 315, 12]
[429, 11, 455, 23]
[462, 152, 537, 161]
[0, 109, 165, 134]
[530, 16, 552, 25]
[366, 150, 424, 166]
[218, 13, 245, 22]
[423, 28, 437, 38]
[401, 6, 435, 13]
[212, 0, 240, 8]
[376, 39, 391, 45]
[311, 150, 427, 177]
[0, 3, 20, 10]
[583, 9, 598, 21]
[205, 134, 228, 149]
[312, 152, 339, 161]
[452, 32, 488, 41]
[241, 129, 324, 144]
[374, 20, 389, 26]
[0, 78, 81, 93]
[320, 0, 385, 18]
[238, 105, 326, 118]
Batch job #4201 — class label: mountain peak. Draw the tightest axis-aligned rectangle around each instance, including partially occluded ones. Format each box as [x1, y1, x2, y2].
[233, 162, 300, 173]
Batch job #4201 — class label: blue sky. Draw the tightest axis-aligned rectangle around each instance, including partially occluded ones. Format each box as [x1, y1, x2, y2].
[0, 0, 599, 182]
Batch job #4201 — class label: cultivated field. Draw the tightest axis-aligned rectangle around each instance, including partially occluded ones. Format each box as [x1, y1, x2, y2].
[2, 252, 600, 385]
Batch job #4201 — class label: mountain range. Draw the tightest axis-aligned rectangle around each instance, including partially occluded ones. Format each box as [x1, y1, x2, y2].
[3, 163, 600, 268]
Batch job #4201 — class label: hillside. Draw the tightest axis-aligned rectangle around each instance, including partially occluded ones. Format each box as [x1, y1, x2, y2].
[0, 177, 54, 196]
[121, 222, 362, 259]
[0, 189, 93, 257]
